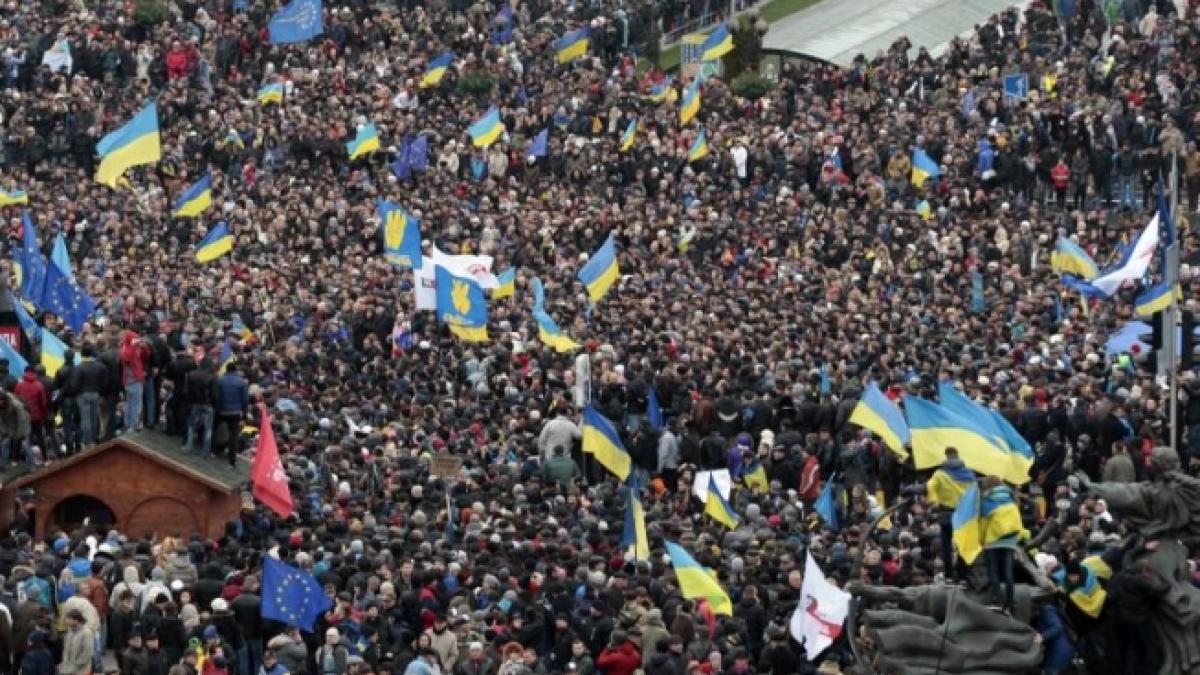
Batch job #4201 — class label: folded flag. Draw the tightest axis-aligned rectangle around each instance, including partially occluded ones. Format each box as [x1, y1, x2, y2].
[195, 221, 234, 263]
[926, 462, 976, 510]
[582, 405, 631, 480]
[620, 117, 638, 153]
[420, 52, 453, 88]
[1053, 565, 1106, 618]
[687, 130, 708, 162]
[346, 122, 381, 160]
[700, 23, 734, 61]
[172, 174, 213, 218]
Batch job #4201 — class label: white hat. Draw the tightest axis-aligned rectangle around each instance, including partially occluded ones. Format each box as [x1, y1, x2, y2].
[211, 598, 228, 612]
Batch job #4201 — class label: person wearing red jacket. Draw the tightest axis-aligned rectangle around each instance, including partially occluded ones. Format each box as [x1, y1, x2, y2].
[14, 366, 50, 461]
[118, 331, 151, 433]
[596, 630, 641, 675]
[165, 41, 191, 80]
[798, 446, 822, 506]
[1050, 158, 1070, 206]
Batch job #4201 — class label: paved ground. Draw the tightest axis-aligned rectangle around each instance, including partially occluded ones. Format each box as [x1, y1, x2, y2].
[763, 0, 1034, 65]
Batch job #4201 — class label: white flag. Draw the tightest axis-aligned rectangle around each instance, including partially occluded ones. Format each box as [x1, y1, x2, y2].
[413, 256, 438, 310]
[1090, 213, 1159, 296]
[412, 248, 500, 311]
[691, 469, 732, 503]
[790, 551, 851, 660]
[42, 39, 72, 73]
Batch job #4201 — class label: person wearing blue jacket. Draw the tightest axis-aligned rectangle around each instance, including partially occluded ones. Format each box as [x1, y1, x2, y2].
[19, 631, 53, 675]
[1036, 602, 1076, 675]
[214, 361, 249, 468]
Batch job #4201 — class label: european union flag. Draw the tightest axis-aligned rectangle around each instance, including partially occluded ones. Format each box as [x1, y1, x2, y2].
[814, 473, 838, 530]
[268, 0, 323, 45]
[51, 233, 74, 284]
[528, 128, 548, 159]
[42, 260, 95, 334]
[1003, 73, 1028, 100]
[10, 292, 40, 341]
[261, 556, 332, 631]
[491, 5, 513, 44]
[647, 386, 663, 433]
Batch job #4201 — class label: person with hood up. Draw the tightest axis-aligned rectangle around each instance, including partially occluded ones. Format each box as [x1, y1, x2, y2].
[119, 330, 152, 433]
[596, 630, 640, 675]
[20, 630, 53, 675]
[266, 627, 307, 675]
[163, 549, 198, 588]
[59, 609, 95, 675]
[13, 365, 50, 461]
[637, 609, 670, 667]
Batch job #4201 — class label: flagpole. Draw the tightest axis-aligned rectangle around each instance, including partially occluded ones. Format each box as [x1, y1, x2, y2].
[1168, 151, 1180, 455]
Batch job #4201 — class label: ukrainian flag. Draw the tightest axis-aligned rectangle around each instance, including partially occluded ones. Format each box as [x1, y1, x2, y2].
[743, 463, 769, 494]
[216, 339, 235, 375]
[951, 482, 983, 565]
[666, 541, 732, 615]
[378, 200, 422, 268]
[622, 489, 650, 561]
[704, 476, 739, 529]
[910, 148, 940, 188]
[915, 199, 932, 220]
[232, 315, 254, 342]
[1053, 566, 1106, 618]
[257, 82, 284, 105]
[848, 381, 910, 457]
[1050, 237, 1099, 280]
[195, 221, 234, 263]
[1135, 281, 1179, 317]
[534, 310, 581, 352]
[0, 188, 29, 206]
[903, 395, 1026, 483]
[687, 130, 708, 163]
[41, 328, 71, 377]
[980, 485, 1024, 546]
[172, 174, 212, 218]
[554, 28, 589, 64]
[346, 122, 381, 160]
[582, 405, 631, 480]
[936, 383, 1033, 482]
[680, 81, 701, 124]
[435, 265, 489, 342]
[420, 52, 453, 88]
[492, 268, 515, 299]
[577, 233, 619, 302]
[649, 77, 673, 104]
[620, 117, 638, 153]
[1081, 554, 1114, 581]
[926, 463, 976, 509]
[469, 107, 503, 148]
[95, 102, 161, 188]
[222, 129, 245, 150]
[700, 22, 734, 61]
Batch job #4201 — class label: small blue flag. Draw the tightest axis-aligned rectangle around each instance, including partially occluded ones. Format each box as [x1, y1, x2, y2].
[970, 270, 985, 313]
[1003, 73, 1028, 100]
[819, 364, 831, 395]
[50, 233, 74, 284]
[491, 4, 513, 44]
[407, 135, 429, 172]
[10, 292, 40, 342]
[42, 261, 95, 334]
[814, 473, 838, 530]
[529, 128, 548, 159]
[268, 0, 323, 44]
[647, 386, 663, 433]
[0, 338, 28, 380]
[261, 556, 333, 630]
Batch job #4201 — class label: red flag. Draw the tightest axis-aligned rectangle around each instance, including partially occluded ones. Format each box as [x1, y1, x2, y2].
[251, 404, 294, 518]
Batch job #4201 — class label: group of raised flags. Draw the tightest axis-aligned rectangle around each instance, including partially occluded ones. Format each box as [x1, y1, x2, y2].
[10, 210, 96, 342]
[847, 379, 1032, 484]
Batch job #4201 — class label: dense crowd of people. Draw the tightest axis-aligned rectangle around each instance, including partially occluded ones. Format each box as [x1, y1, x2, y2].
[0, 0, 1198, 673]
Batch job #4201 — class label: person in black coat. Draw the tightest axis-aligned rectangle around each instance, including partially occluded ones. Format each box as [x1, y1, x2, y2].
[17, 631, 52, 675]
[164, 348, 197, 438]
[757, 628, 802, 675]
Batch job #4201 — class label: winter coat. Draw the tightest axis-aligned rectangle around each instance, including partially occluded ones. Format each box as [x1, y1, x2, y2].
[13, 372, 49, 423]
[595, 642, 640, 675]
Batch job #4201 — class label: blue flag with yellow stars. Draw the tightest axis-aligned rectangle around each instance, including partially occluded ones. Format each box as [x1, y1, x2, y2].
[262, 556, 332, 631]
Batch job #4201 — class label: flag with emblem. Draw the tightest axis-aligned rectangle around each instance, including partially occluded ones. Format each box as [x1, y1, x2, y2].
[261, 555, 332, 630]
[251, 404, 294, 518]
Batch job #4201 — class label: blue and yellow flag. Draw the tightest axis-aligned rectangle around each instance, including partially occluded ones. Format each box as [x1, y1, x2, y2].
[622, 489, 650, 561]
[926, 463, 976, 509]
[814, 474, 838, 530]
[700, 23, 733, 61]
[492, 268, 515, 299]
[531, 278, 579, 353]
[687, 130, 708, 162]
[620, 117, 638, 153]
[915, 199, 932, 220]
[582, 405, 631, 480]
[577, 234, 619, 302]
[980, 484, 1024, 545]
[217, 339, 235, 375]
[848, 381, 910, 457]
[649, 77, 673, 104]
[904, 395, 1026, 484]
[195, 221, 234, 263]
[222, 129, 245, 150]
[554, 27, 589, 64]
[951, 482, 983, 565]
[680, 81, 701, 124]
[0, 188, 28, 206]
[95, 102, 161, 188]
[257, 82, 284, 105]
[704, 476, 739, 529]
[11, 292, 39, 341]
[1050, 236, 1099, 280]
[910, 148, 940, 187]
[172, 174, 212, 218]
[936, 383, 1033, 483]
[346, 122, 381, 160]
[469, 107, 503, 147]
[665, 541, 733, 616]
[40, 328, 73, 377]
[377, 200, 422, 268]
[435, 265, 488, 342]
[1081, 554, 1114, 581]
[1053, 566, 1106, 618]
[743, 463, 769, 494]
[1135, 281, 1179, 317]
[420, 52, 453, 88]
